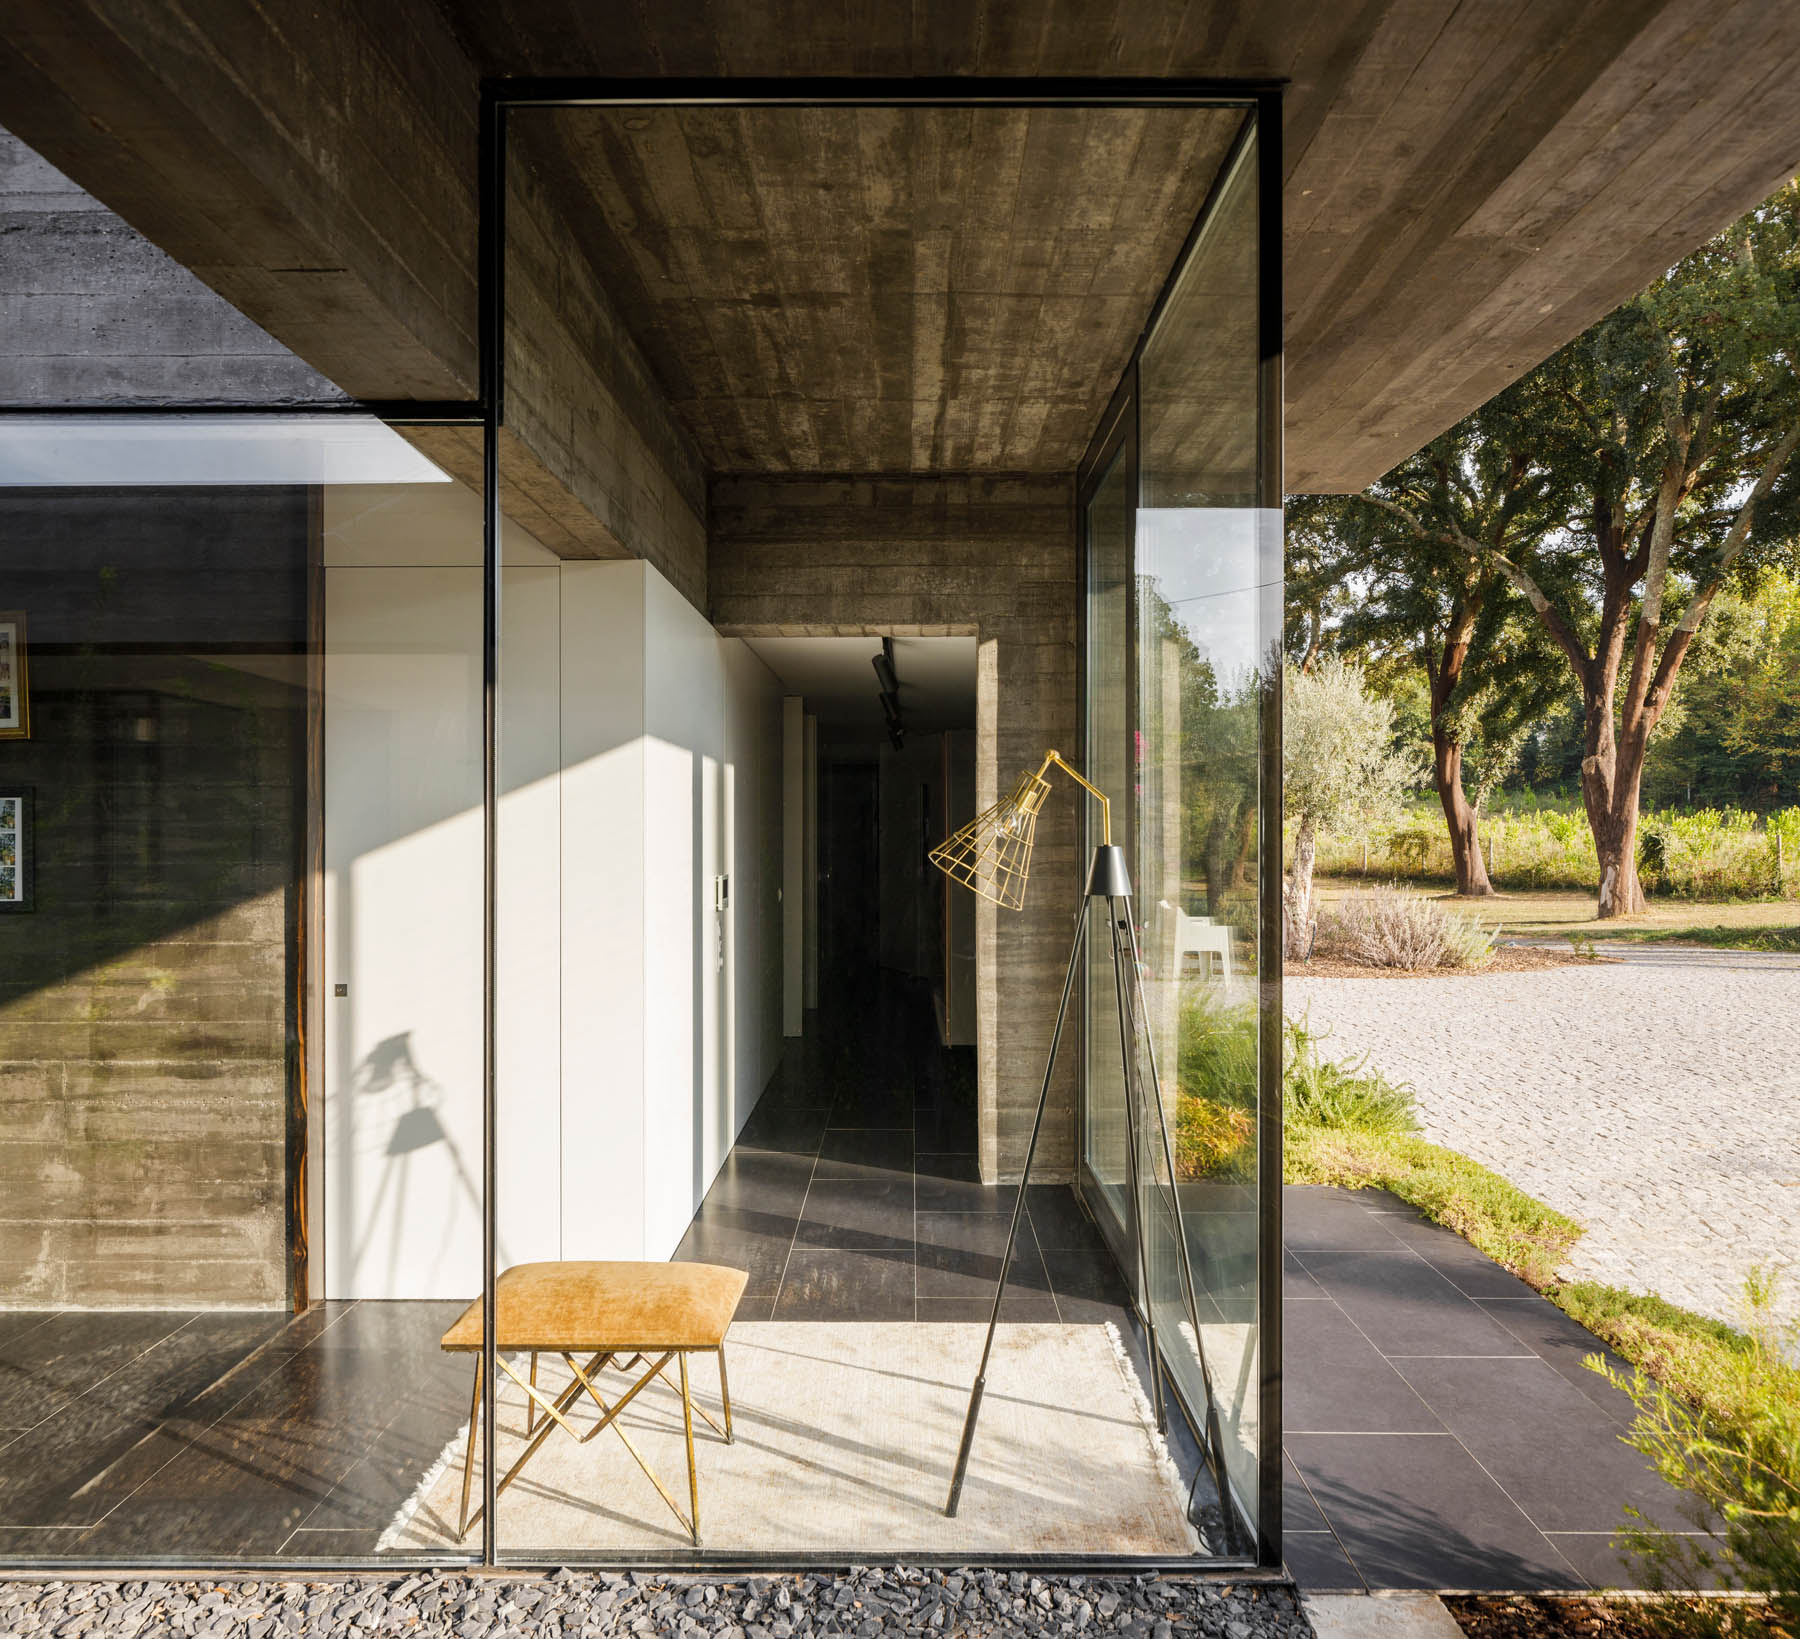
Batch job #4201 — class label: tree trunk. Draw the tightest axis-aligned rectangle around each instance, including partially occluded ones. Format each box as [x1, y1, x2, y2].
[1587, 791, 1645, 917]
[1579, 685, 1649, 918]
[1433, 733, 1494, 896]
[1284, 813, 1318, 958]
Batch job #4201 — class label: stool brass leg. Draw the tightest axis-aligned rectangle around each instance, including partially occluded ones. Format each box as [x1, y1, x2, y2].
[678, 1351, 700, 1545]
[717, 1346, 733, 1444]
[526, 1352, 539, 1435]
[457, 1356, 483, 1540]
[651, 1357, 725, 1439]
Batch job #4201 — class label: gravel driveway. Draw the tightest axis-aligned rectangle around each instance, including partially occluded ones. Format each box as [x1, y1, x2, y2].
[1287, 945, 1800, 1341]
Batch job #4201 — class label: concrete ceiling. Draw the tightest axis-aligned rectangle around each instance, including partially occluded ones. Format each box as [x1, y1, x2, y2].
[4, 0, 1800, 497]
[519, 106, 1243, 475]
[742, 635, 976, 734]
[434, 0, 1800, 492]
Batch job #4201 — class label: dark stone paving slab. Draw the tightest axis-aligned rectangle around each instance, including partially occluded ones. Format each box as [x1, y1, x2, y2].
[0, 1568, 1312, 1637]
[1281, 1185, 1700, 1594]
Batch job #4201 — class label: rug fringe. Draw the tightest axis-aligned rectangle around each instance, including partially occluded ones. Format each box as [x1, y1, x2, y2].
[376, 1352, 531, 1553]
[1101, 1321, 1202, 1553]
[377, 1421, 469, 1553]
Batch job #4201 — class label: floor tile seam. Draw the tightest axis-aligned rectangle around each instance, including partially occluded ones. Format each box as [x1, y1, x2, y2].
[17, 1305, 361, 1534]
[283, 1373, 455, 1537]
[1281, 1446, 1369, 1593]
[1382, 1353, 1539, 1361]
[1302, 1284, 1451, 1434]
[766, 1133, 820, 1320]
[1427, 1403, 1597, 1586]
[1301, 1264, 1539, 1367]
[1026, 1213, 1077, 1323]
[1541, 1529, 1712, 1539]
[0, 1311, 205, 1443]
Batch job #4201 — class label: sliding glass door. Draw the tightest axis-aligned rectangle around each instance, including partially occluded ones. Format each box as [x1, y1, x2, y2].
[1077, 109, 1282, 1560]
[1081, 425, 1133, 1239]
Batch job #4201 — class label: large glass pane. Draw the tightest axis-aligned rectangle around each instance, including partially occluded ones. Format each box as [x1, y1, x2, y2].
[1083, 439, 1133, 1236]
[1134, 128, 1277, 1541]
[0, 413, 484, 1563]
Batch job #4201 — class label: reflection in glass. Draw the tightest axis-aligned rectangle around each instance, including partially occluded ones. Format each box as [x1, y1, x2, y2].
[0, 416, 485, 1562]
[1083, 441, 1133, 1235]
[1133, 131, 1278, 1541]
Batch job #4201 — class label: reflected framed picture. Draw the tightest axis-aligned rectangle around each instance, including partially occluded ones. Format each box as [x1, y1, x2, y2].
[0, 613, 28, 739]
[0, 788, 30, 913]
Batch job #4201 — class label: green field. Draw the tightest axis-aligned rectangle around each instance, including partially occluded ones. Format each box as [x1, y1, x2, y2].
[1313, 878, 1800, 946]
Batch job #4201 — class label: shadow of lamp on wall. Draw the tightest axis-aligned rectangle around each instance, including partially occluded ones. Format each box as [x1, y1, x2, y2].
[930, 750, 1232, 1538]
[351, 1030, 482, 1290]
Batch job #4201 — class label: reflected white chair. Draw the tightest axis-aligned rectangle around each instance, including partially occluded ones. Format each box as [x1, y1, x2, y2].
[1175, 910, 1233, 980]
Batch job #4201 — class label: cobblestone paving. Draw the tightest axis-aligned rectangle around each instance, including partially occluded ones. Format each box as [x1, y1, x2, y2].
[1288, 945, 1800, 1339]
[0, 1570, 1310, 1638]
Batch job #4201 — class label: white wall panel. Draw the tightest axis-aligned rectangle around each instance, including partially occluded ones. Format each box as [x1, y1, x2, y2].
[323, 568, 484, 1300]
[325, 550, 787, 1291]
[559, 562, 649, 1261]
[723, 643, 785, 1133]
[324, 564, 565, 1297]
[496, 567, 563, 1269]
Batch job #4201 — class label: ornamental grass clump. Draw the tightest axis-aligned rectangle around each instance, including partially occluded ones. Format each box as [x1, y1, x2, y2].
[1282, 1016, 1418, 1136]
[1314, 884, 1498, 969]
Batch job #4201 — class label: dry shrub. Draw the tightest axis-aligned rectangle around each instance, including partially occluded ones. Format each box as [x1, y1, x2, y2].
[1315, 885, 1497, 970]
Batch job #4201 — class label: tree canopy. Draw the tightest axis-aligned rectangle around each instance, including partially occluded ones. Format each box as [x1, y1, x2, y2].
[1302, 178, 1800, 914]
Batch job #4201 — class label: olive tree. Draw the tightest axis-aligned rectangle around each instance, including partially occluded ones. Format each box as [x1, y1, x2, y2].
[1283, 656, 1418, 955]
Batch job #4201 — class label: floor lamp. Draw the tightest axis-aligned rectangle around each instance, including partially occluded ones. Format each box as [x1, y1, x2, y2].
[931, 750, 1229, 1522]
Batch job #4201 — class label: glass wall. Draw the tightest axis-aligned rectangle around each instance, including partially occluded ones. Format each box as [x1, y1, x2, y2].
[1082, 434, 1134, 1238]
[1077, 114, 1281, 1557]
[0, 414, 486, 1563]
[1136, 132, 1277, 1541]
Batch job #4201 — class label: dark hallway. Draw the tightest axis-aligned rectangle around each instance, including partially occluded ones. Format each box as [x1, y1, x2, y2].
[673, 970, 1136, 1327]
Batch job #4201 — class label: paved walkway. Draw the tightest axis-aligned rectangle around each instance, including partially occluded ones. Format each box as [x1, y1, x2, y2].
[1288, 945, 1800, 1339]
[1282, 1186, 1698, 1593]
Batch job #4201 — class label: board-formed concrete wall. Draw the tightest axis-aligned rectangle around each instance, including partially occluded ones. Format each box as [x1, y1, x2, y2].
[0, 128, 342, 406]
[0, 487, 308, 1308]
[708, 474, 1079, 1183]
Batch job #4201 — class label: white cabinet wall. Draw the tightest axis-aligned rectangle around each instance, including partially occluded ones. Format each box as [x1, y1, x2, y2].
[323, 492, 783, 1298]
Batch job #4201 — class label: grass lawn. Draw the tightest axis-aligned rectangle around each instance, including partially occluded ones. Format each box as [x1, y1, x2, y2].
[1313, 877, 1800, 947]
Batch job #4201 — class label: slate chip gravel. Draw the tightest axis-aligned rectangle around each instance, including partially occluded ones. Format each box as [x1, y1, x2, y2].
[0, 1570, 1309, 1639]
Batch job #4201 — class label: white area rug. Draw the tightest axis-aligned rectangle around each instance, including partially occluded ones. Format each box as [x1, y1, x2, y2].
[382, 1323, 1198, 1556]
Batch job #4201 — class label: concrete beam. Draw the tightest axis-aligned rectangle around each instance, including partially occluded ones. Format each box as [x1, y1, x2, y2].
[0, 0, 706, 599]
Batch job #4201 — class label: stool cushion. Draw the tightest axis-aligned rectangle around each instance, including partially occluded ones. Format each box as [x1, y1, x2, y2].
[442, 1261, 748, 1353]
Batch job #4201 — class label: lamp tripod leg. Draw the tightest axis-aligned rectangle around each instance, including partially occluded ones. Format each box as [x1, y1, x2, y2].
[944, 904, 1088, 1518]
[1108, 894, 1164, 1433]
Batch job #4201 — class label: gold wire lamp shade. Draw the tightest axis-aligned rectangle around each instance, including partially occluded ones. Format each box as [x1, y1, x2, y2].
[928, 750, 1110, 911]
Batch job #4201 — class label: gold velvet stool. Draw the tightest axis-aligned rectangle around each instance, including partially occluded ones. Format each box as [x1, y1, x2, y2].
[441, 1260, 748, 1544]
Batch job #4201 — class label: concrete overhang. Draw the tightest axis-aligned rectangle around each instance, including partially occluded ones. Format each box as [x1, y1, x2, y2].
[3, 0, 1799, 495]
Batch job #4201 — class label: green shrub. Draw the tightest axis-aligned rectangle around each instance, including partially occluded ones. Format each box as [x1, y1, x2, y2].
[1173, 990, 1259, 1181]
[1283, 1015, 1418, 1134]
[1587, 1269, 1800, 1629]
[1302, 799, 1800, 900]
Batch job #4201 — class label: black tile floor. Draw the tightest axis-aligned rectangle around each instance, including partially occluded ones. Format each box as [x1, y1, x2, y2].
[671, 983, 1129, 1326]
[0, 987, 1704, 1583]
[0, 1299, 469, 1559]
[1281, 1184, 1705, 1593]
